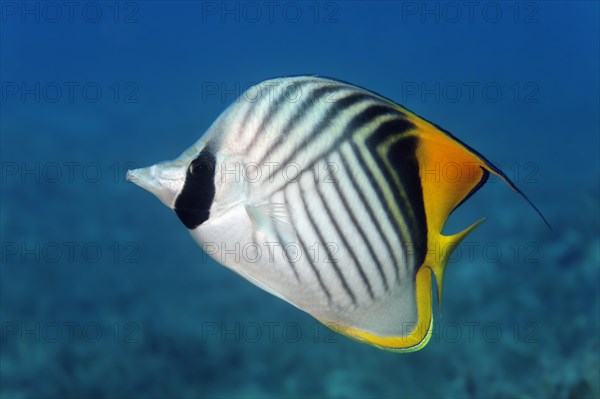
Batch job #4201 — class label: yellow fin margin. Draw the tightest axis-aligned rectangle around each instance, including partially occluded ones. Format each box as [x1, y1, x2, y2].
[326, 266, 434, 353]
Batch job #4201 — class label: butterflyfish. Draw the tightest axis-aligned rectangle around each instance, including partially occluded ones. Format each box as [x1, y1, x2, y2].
[127, 76, 549, 352]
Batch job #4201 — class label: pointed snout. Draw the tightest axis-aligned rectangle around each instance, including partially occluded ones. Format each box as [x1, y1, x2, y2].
[126, 160, 188, 209]
[126, 165, 160, 195]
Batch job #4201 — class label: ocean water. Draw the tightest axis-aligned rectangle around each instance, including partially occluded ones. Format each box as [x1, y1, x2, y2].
[1, 1, 599, 398]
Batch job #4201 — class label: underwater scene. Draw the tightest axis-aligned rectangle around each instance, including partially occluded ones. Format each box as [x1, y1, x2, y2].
[1, 1, 599, 398]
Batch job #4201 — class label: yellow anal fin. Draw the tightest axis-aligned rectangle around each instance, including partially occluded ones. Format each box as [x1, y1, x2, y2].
[427, 218, 486, 312]
[328, 266, 434, 353]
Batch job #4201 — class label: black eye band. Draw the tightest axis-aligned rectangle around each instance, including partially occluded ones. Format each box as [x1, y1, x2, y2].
[174, 147, 217, 229]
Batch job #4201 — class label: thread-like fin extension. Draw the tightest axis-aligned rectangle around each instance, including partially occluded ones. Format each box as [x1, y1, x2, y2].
[481, 162, 552, 230]
[399, 104, 551, 230]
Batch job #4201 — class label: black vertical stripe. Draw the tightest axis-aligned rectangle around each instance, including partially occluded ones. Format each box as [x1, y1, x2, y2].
[330, 153, 390, 290]
[265, 93, 375, 182]
[284, 189, 332, 302]
[263, 104, 403, 197]
[314, 169, 375, 301]
[233, 83, 265, 142]
[263, 110, 418, 278]
[256, 84, 350, 167]
[346, 104, 403, 133]
[350, 142, 411, 278]
[386, 136, 427, 269]
[298, 183, 357, 306]
[365, 125, 427, 271]
[245, 79, 318, 152]
[338, 151, 399, 282]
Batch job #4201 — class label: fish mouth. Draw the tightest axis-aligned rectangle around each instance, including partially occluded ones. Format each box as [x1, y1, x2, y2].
[125, 168, 143, 184]
[126, 166, 155, 189]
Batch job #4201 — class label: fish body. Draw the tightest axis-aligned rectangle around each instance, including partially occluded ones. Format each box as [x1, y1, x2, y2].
[128, 76, 547, 352]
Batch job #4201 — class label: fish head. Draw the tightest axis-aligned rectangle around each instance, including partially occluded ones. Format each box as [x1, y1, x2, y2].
[127, 138, 222, 229]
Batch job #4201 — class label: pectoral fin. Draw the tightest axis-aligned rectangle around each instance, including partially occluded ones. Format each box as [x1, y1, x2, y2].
[245, 202, 297, 244]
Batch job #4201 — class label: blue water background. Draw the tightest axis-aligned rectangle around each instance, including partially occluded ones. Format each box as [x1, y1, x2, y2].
[1, 1, 599, 398]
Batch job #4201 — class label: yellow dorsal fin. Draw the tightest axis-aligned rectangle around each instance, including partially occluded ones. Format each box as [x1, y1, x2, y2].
[400, 106, 549, 311]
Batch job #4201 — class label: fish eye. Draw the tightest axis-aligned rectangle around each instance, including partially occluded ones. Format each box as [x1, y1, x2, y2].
[189, 153, 215, 176]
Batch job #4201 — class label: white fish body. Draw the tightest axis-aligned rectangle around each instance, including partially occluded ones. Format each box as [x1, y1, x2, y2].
[128, 76, 548, 352]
